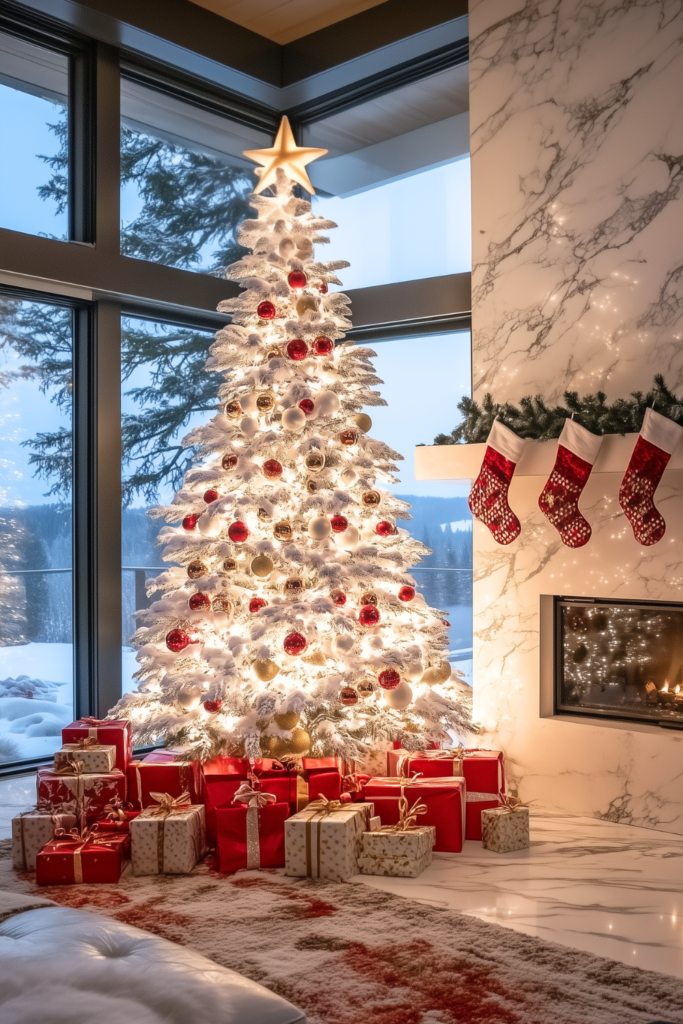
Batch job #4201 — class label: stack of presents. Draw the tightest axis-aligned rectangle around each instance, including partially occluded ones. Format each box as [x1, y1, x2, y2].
[12, 718, 529, 885]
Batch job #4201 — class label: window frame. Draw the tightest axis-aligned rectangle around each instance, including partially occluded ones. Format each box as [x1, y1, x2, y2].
[0, 0, 471, 774]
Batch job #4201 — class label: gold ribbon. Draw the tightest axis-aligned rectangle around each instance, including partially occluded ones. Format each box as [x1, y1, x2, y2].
[380, 780, 428, 834]
[498, 794, 525, 813]
[51, 824, 119, 883]
[397, 748, 465, 778]
[71, 737, 100, 750]
[52, 759, 85, 777]
[148, 791, 191, 873]
[233, 783, 276, 869]
[302, 797, 369, 878]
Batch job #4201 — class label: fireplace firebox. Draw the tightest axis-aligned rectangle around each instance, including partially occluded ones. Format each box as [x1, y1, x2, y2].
[553, 596, 683, 725]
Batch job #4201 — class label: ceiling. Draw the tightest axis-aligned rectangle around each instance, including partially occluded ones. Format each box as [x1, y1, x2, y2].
[188, 0, 391, 45]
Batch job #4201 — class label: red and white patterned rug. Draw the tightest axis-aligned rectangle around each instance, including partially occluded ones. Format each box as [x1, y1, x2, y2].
[1, 840, 681, 1024]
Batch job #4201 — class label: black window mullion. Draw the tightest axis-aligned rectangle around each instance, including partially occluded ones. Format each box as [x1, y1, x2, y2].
[69, 43, 95, 243]
[94, 41, 121, 252]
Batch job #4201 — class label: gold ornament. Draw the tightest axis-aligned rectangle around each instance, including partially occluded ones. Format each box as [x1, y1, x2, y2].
[422, 662, 452, 686]
[303, 651, 326, 666]
[274, 520, 293, 541]
[187, 560, 207, 579]
[243, 115, 327, 196]
[284, 577, 304, 597]
[253, 658, 280, 682]
[362, 490, 381, 507]
[285, 727, 312, 755]
[339, 429, 357, 446]
[360, 592, 378, 606]
[258, 507, 272, 522]
[222, 558, 238, 572]
[305, 451, 325, 472]
[177, 685, 202, 710]
[256, 392, 275, 413]
[222, 453, 238, 470]
[266, 347, 282, 360]
[251, 554, 274, 577]
[296, 295, 318, 316]
[306, 480, 318, 494]
[354, 413, 372, 433]
[356, 679, 376, 699]
[274, 711, 300, 730]
[212, 596, 233, 614]
[225, 400, 241, 419]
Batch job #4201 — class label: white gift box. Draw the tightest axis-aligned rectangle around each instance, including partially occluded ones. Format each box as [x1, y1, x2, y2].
[12, 810, 77, 871]
[54, 743, 117, 775]
[130, 804, 206, 875]
[358, 824, 436, 877]
[285, 801, 374, 883]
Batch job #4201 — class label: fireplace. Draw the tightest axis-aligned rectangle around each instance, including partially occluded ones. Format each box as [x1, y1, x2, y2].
[552, 596, 683, 726]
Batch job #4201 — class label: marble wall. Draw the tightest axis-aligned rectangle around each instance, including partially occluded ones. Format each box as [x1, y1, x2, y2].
[469, 0, 683, 832]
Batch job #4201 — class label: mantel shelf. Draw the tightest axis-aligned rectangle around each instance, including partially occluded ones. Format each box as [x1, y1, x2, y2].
[415, 433, 683, 481]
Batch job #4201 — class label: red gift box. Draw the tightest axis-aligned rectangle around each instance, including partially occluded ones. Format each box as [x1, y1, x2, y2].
[308, 770, 342, 802]
[364, 777, 466, 852]
[37, 767, 126, 819]
[202, 757, 297, 843]
[127, 757, 202, 810]
[36, 827, 129, 885]
[62, 719, 132, 772]
[216, 784, 289, 873]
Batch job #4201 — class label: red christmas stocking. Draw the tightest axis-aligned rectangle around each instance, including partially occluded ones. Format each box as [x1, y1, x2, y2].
[468, 421, 525, 545]
[538, 419, 602, 548]
[619, 408, 683, 546]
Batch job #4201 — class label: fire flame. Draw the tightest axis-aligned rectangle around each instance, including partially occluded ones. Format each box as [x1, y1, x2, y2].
[662, 681, 670, 693]
[676, 685, 681, 695]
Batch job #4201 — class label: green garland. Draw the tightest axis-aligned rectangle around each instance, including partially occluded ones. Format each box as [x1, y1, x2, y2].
[433, 375, 683, 446]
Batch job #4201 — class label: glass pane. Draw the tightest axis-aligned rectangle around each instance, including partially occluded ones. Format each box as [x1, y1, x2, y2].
[0, 32, 68, 239]
[121, 316, 217, 694]
[363, 332, 473, 685]
[0, 297, 73, 764]
[120, 79, 271, 275]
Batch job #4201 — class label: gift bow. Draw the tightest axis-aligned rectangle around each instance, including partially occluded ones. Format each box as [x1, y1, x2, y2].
[79, 717, 110, 727]
[382, 780, 428, 833]
[52, 758, 85, 777]
[233, 783, 277, 809]
[305, 794, 353, 817]
[51, 823, 121, 883]
[499, 794, 525, 813]
[103, 796, 133, 822]
[71, 737, 100, 750]
[342, 772, 371, 795]
[148, 791, 191, 818]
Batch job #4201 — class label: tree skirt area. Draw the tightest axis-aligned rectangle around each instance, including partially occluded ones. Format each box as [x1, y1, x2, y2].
[0, 841, 681, 1024]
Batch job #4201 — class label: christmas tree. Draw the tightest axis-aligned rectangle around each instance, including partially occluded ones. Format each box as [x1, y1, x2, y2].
[110, 117, 473, 765]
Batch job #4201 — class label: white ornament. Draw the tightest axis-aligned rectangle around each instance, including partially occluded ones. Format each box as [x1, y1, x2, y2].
[368, 635, 384, 650]
[240, 392, 258, 414]
[315, 391, 340, 417]
[331, 634, 354, 656]
[382, 680, 413, 709]
[302, 359, 318, 377]
[177, 685, 202, 710]
[335, 524, 359, 550]
[240, 416, 258, 438]
[339, 466, 358, 486]
[405, 660, 424, 682]
[308, 516, 331, 540]
[282, 407, 306, 432]
[198, 513, 222, 537]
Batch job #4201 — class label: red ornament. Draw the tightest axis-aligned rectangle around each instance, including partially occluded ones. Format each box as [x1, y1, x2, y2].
[398, 586, 415, 602]
[288, 270, 307, 289]
[378, 668, 400, 690]
[228, 521, 249, 543]
[166, 629, 192, 653]
[316, 281, 328, 294]
[359, 605, 380, 627]
[286, 339, 308, 361]
[340, 686, 358, 706]
[263, 459, 283, 479]
[284, 632, 307, 656]
[376, 521, 395, 537]
[182, 514, 199, 531]
[203, 699, 222, 713]
[257, 301, 276, 319]
[330, 515, 348, 533]
[188, 593, 211, 612]
[249, 597, 267, 613]
[442, 619, 451, 627]
[203, 489, 219, 503]
[330, 589, 347, 606]
[299, 398, 315, 416]
[312, 336, 333, 357]
[222, 454, 238, 471]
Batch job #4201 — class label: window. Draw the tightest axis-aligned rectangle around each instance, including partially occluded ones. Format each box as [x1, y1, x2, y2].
[0, 296, 73, 765]
[0, 31, 68, 239]
[364, 331, 473, 683]
[121, 315, 217, 694]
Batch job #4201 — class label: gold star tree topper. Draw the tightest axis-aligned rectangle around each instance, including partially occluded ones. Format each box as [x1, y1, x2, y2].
[243, 116, 327, 195]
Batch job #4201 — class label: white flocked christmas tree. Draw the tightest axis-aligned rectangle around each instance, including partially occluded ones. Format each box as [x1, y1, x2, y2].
[110, 117, 473, 766]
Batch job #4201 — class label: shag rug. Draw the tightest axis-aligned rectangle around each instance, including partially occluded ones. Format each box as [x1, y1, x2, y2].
[0, 840, 681, 1024]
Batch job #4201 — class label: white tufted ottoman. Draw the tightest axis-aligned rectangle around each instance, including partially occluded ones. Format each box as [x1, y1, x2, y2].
[0, 894, 306, 1024]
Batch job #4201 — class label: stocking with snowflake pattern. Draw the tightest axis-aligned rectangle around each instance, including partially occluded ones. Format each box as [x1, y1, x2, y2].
[468, 420, 525, 545]
[538, 419, 602, 548]
[619, 408, 683, 546]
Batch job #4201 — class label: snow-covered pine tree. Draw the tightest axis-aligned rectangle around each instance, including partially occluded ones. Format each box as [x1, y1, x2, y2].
[110, 122, 473, 764]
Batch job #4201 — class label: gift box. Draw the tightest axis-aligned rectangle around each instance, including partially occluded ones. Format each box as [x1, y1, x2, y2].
[482, 804, 529, 854]
[12, 808, 77, 871]
[364, 777, 466, 853]
[216, 783, 289, 873]
[54, 742, 116, 775]
[201, 757, 297, 843]
[130, 795, 205, 875]
[308, 770, 342, 802]
[36, 827, 129, 885]
[285, 800, 374, 882]
[358, 824, 436, 877]
[37, 766, 126, 819]
[388, 748, 505, 840]
[127, 756, 202, 810]
[62, 718, 132, 771]
[94, 797, 140, 835]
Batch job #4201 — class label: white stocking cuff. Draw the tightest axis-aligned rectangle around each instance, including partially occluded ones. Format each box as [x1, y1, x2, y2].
[487, 420, 525, 464]
[559, 419, 603, 465]
[641, 408, 683, 455]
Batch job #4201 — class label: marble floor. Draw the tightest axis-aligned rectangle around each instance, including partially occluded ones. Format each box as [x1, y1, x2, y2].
[3, 778, 683, 980]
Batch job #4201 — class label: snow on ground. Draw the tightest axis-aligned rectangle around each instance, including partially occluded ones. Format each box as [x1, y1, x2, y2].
[0, 643, 73, 761]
